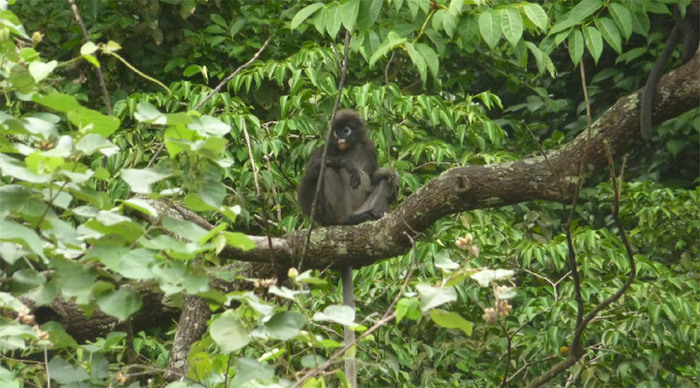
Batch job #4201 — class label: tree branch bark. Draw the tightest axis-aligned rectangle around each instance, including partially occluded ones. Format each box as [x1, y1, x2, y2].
[38, 51, 699, 367]
[226, 51, 700, 270]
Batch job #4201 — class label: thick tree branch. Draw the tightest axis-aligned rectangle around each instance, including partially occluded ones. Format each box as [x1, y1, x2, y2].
[42, 52, 698, 348]
[226, 51, 700, 270]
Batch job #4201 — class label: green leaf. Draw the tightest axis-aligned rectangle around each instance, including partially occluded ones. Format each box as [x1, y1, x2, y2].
[416, 43, 439, 80]
[84, 212, 145, 244]
[188, 115, 230, 136]
[82, 53, 99, 68]
[96, 287, 143, 321]
[442, 10, 457, 38]
[339, 0, 360, 32]
[568, 29, 584, 65]
[291, 3, 324, 30]
[24, 152, 64, 174]
[326, 2, 342, 38]
[434, 250, 458, 271]
[312, 304, 355, 325]
[9, 64, 34, 93]
[79, 41, 98, 56]
[357, 0, 382, 29]
[0, 219, 45, 259]
[570, 0, 603, 23]
[549, 18, 576, 35]
[470, 269, 515, 287]
[116, 248, 155, 279]
[583, 26, 603, 64]
[210, 13, 226, 27]
[163, 125, 197, 157]
[230, 358, 274, 387]
[222, 231, 256, 251]
[210, 314, 250, 353]
[254, 311, 305, 340]
[499, 6, 523, 47]
[369, 31, 406, 66]
[197, 180, 226, 208]
[523, 2, 548, 32]
[162, 216, 208, 242]
[121, 168, 171, 194]
[122, 198, 159, 217]
[103, 40, 122, 52]
[395, 297, 421, 323]
[416, 284, 457, 312]
[595, 17, 622, 54]
[429, 309, 473, 336]
[608, 2, 632, 40]
[28, 60, 57, 82]
[0, 292, 30, 311]
[48, 357, 90, 384]
[134, 101, 166, 124]
[75, 134, 118, 156]
[666, 139, 686, 156]
[478, 10, 501, 49]
[404, 42, 427, 83]
[65, 108, 120, 137]
[448, 0, 463, 16]
[32, 91, 84, 114]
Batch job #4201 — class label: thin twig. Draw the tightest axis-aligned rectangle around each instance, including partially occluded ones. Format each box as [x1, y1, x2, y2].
[523, 59, 596, 388]
[146, 33, 276, 168]
[568, 58, 594, 341]
[299, 29, 351, 271]
[241, 120, 277, 270]
[292, 232, 417, 388]
[195, 33, 276, 111]
[67, 0, 113, 191]
[67, 0, 112, 115]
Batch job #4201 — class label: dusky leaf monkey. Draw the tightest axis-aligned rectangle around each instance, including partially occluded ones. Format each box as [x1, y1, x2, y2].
[297, 109, 398, 386]
[640, 0, 699, 140]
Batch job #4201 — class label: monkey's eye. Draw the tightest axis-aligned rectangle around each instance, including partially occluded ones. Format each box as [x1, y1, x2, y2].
[340, 126, 352, 136]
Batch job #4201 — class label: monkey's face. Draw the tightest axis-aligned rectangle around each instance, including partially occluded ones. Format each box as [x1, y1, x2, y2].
[333, 125, 354, 151]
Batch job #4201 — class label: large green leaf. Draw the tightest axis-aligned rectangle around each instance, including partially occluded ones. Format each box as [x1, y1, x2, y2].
[290, 3, 324, 30]
[96, 287, 143, 321]
[210, 314, 251, 353]
[478, 9, 501, 49]
[499, 6, 523, 47]
[429, 309, 473, 336]
[416, 284, 457, 312]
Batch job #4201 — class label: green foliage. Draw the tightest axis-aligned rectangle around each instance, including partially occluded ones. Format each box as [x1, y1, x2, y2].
[1, 0, 699, 387]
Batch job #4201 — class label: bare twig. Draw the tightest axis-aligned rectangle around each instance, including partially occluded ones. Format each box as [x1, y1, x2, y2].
[67, 0, 112, 115]
[299, 29, 352, 271]
[146, 33, 276, 168]
[241, 120, 277, 271]
[195, 34, 275, 111]
[292, 232, 417, 388]
[523, 59, 595, 388]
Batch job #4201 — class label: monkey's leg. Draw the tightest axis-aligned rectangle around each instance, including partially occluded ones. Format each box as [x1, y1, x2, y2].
[345, 171, 399, 225]
[341, 266, 357, 388]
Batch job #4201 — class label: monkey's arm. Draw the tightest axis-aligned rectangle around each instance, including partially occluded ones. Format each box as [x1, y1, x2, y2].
[325, 158, 362, 189]
[297, 152, 323, 216]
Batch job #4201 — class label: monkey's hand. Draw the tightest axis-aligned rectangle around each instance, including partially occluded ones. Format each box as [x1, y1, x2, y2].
[344, 165, 361, 189]
[326, 159, 361, 189]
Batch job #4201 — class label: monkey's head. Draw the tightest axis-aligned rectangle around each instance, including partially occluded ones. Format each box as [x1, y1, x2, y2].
[331, 110, 366, 152]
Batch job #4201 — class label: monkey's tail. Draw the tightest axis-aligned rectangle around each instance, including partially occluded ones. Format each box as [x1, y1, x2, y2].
[341, 266, 357, 388]
[640, 22, 682, 140]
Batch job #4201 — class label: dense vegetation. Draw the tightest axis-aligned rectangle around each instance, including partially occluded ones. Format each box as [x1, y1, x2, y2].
[1, 0, 698, 387]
